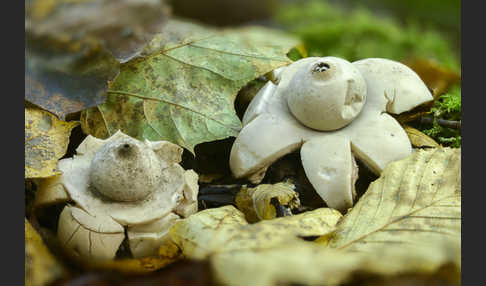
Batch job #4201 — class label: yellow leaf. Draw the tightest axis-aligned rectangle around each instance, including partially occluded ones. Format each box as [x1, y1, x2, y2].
[403, 125, 440, 148]
[295, 43, 308, 58]
[235, 182, 300, 222]
[212, 238, 460, 286]
[328, 147, 461, 252]
[25, 107, 78, 178]
[170, 205, 341, 260]
[25, 219, 66, 286]
[170, 206, 248, 259]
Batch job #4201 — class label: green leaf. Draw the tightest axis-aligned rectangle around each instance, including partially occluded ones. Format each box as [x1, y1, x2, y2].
[81, 19, 298, 152]
[328, 147, 461, 252]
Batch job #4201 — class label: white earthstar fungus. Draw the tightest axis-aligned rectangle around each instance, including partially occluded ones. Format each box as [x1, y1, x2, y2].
[230, 57, 433, 212]
[35, 131, 199, 260]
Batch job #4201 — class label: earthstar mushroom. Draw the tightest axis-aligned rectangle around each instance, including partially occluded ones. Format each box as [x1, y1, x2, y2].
[35, 131, 199, 260]
[230, 57, 433, 211]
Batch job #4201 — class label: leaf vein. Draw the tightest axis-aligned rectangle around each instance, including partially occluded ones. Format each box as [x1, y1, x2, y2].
[169, 106, 189, 149]
[409, 148, 440, 211]
[389, 154, 415, 218]
[97, 105, 112, 137]
[431, 150, 454, 202]
[161, 52, 235, 81]
[381, 228, 456, 236]
[337, 194, 460, 250]
[107, 90, 240, 131]
[189, 43, 291, 62]
[407, 215, 461, 220]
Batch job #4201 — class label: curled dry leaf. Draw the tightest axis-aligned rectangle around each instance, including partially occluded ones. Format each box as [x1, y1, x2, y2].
[327, 147, 461, 252]
[81, 19, 298, 153]
[25, 107, 78, 178]
[25, 0, 169, 119]
[169, 205, 342, 260]
[25, 219, 66, 286]
[403, 125, 440, 148]
[235, 182, 300, 222]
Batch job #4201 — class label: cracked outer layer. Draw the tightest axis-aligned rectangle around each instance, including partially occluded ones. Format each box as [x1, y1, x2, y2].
[230, 57, 433, 211]
[58, 206, 125, 260]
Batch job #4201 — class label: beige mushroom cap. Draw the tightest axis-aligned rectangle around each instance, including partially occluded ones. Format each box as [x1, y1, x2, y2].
[230, 57, 433, 211]
[285, 57, 367, 131]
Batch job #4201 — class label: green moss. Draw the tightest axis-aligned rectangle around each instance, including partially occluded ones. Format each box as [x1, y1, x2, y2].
[430, 86, 461, 120]
[356, 0, 461, 37]
[422, 122, 461, 148]
[422, 86, 461, 147]
[275, 0, 460, 72]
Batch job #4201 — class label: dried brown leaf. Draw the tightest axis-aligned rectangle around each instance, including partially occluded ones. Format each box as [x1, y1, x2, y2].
[25, 0, 169, 119]
[404, 125, 440, 148]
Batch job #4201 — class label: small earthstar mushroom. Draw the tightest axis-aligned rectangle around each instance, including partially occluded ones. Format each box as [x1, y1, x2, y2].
[230, 57, 433, 212]
[34, 131, 199, 260]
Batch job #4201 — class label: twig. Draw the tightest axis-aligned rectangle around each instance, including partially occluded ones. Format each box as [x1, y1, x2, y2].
[418, 116, 461, 129]
[197, 184, 243, 209]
